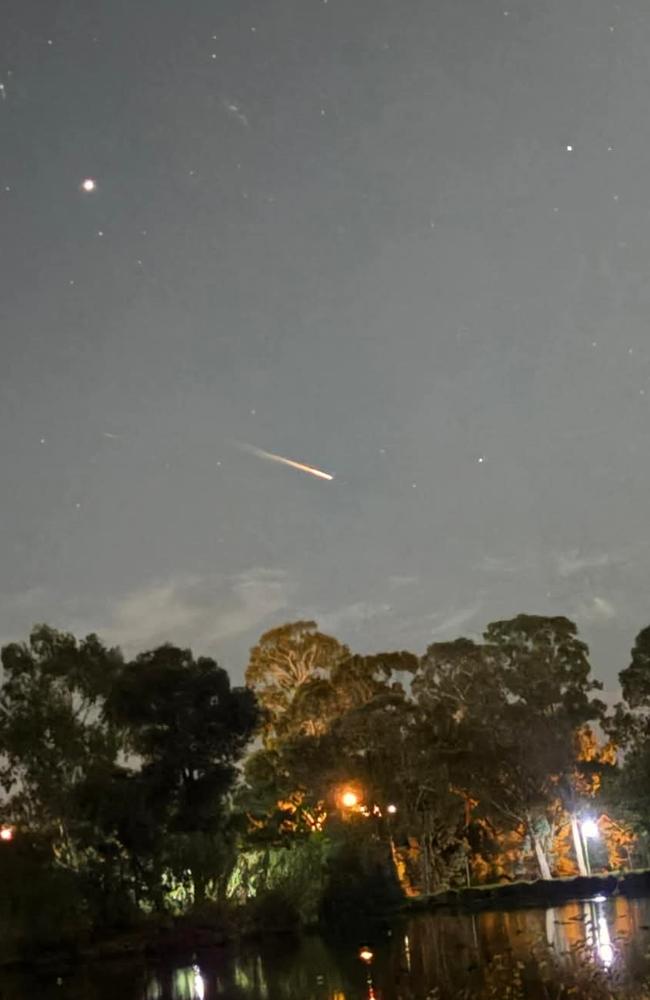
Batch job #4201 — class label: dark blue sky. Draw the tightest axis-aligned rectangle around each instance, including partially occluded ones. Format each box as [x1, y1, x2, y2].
[2, 0, 649, 692]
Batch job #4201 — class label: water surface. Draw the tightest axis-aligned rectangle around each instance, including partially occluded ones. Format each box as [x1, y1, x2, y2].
[5, 896, 650, 999]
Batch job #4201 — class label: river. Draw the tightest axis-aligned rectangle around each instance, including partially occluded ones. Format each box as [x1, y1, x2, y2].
[4, 895, 650, 999]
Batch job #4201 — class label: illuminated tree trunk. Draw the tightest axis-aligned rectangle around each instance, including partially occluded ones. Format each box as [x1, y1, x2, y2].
[532, 834, 552, 880]
[570, 814, 589, 876]
[420, 834, 431, 894]
[527, 818, 552, 880]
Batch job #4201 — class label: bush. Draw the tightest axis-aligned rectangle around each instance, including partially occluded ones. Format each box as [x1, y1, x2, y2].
[0, 838, 90, 960]
[228, 836, 331, 924]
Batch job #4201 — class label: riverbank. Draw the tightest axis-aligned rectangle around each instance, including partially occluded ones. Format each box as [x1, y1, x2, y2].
[6, 895, 650, 1000]
[10, 871, 650, 972]
[411, 869, 650, 913]
[0, 894, 304, 971]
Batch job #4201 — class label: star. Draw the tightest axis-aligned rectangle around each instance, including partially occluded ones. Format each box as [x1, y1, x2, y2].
[81, 178, 96, 193]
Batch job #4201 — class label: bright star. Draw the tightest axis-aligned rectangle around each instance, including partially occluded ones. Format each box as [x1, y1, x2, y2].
[81, 178, 96, 193]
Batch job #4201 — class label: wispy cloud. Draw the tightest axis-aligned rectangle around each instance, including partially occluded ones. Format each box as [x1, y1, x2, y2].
[555, 550, 614, 578]
[387, 575, 419, 589]
[575, 596, 616, 624]
[427, 605, 481, 637]
[222, 99, 249, 127]
[319, 601, 392, 635]
[105, 568, 289, 653]
[478, 554, 535, 575]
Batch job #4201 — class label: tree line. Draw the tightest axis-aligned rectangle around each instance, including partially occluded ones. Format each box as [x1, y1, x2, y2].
[3, 615, 650, 947]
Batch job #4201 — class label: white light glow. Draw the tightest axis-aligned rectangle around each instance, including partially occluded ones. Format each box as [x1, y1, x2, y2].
[582, 819, 600, 839]
[597, 914, 613, 967]
[81, 178, 96, 192]
[192, 964, 205, 1000]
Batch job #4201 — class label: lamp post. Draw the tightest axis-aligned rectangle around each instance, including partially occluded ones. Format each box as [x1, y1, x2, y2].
[385, 803, 398, 863]
[359, 947, 376, 1000]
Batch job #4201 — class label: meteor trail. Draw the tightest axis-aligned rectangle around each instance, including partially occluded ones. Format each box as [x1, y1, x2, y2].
[237, 443, 334, 481]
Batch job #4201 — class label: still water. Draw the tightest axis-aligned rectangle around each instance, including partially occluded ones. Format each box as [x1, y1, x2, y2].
[5, 896, 650, 1000]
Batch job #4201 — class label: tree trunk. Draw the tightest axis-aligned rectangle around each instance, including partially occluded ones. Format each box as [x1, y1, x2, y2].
[531, 831, 552, 880]
[420, 834, 431, 894]
[193, 870, 207, 906]
[570, 814, 589, 877]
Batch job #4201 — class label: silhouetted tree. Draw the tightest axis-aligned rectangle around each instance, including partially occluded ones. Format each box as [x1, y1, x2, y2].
[0, 625, 122, 865]
[106, 644, 259, 903]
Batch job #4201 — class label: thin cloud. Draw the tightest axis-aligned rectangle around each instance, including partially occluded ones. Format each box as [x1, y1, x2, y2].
[222, 99, 249, 127]
[427, 605, 481, 637]
[479, 554, 535, 575]
[575, 596, 616, 624]
[387, 575, 419, 589]
[105, 568, 289, 653]
[555, 551, 614, 578]
[319, 601, 392, 635]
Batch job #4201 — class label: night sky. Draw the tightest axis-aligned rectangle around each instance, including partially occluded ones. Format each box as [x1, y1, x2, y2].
[3, 0, 650, 694]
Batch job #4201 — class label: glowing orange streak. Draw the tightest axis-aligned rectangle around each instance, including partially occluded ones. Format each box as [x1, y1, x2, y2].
[238, 443, 334, 481]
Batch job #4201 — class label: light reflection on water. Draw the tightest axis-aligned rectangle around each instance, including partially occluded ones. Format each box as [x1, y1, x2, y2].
[5, 896, 650, 999]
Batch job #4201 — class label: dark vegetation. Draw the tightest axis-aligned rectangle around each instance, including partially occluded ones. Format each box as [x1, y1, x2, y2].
[2, 615, 650, 965]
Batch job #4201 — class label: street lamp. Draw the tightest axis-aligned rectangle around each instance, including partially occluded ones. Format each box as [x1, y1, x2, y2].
[341, 790, 359, 809]
[359, 946, 376, 1000]
[0, 827, 13, 842]
[386, 804, 397, 815]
